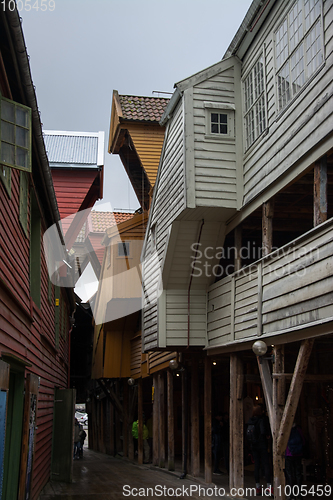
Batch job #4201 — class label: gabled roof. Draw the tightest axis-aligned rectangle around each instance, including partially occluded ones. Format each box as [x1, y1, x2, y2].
[117, 94, 169, 123]
[103, 211, 148, 243]
[44, 130, 105, 168]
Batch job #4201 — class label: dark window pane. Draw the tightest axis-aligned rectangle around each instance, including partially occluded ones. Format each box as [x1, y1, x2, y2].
[16, 126, 29, 148]
[118, 241, 130, 257]
[1, 141, 15, 164]
[219, 114, 228, 124]
[16, 108, 28, 128]
[220, 124, 228, 134]
[1, 121, 15, 143]
[2, 100, 15, 123]
[16, 147, 28, 169]
[211, 113, 218, 122]
[211, 123, 219, 133]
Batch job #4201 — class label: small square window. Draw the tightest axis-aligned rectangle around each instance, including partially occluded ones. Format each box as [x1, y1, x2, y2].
[118, 241, 130, 257]
[211, 113, 228, 135]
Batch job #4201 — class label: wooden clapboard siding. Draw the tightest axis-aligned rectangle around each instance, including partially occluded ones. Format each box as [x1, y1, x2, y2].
[242, 0, 333, 206]
[192, 62, 239, 208]
[51, 169, 99, 220]
[148, 351, 176, 373]
[126, 123, 166, 186]
[165, 290, 207, 347]
[143, 101, 185, 351]
[130, 335, 142, 377]
[207, 217, 333, 347]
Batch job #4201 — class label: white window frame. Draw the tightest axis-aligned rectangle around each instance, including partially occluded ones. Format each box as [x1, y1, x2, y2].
[204, 102, 235, 141]
[242, 55, 267, 151]
[274, 0, 324, 114]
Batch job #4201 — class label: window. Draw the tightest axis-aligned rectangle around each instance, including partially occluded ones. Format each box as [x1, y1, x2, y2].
[0, 95, 31, 172]
[204, 102, 235, 140]
[118, 241, 130, 257]
[243, 56, 267, 150]
[210, 113, 228, 135]
[0, 164, 11, 196]
[275, 0, 323, 112]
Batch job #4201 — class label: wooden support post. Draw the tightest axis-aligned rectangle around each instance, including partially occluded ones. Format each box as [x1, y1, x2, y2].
[262, 199, 274, 257]
[273, 346, 286, 500]
[230, 354, 244, 491]
[152, 373, 159, 466]
[204, 356, 212, 484]
[167, 370, 175, 471]
[158, 373, 165, 468]
[138, 378, 143, 465]
[234, 225, 242, 272]
[314, 156, 327, 226]
[277, 339, 314, 455]
[123, 381, 128, 457]
[181, 368, 188, 474]
[257, 358, 274, 431]
[191, 358, 200, 477]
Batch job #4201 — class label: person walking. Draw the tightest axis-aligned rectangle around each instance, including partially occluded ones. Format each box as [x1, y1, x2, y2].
[132, 414, 150, 464]
[247, 405, 273, 496]
[73, 418, 83, 459]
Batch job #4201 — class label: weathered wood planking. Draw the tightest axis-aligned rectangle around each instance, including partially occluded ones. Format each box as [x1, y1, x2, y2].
[207, 217, 333, 346]
[242, 1, 333, 206]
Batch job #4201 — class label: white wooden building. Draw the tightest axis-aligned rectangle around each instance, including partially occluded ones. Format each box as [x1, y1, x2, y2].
[142, 0, 333, 494]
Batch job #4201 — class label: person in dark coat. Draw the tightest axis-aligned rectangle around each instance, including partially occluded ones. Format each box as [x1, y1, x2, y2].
[247, 405, 273, 496]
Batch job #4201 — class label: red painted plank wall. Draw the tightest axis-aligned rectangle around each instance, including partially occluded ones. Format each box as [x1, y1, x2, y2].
[0, 167, 71, 500]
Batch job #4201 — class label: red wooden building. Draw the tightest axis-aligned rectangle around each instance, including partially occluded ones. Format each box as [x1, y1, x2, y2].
[0, 4, 76, 499]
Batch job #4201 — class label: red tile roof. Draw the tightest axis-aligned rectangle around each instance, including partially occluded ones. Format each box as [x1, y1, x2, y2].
[119, 95, 169, 122]
[88, 211, 135, 233]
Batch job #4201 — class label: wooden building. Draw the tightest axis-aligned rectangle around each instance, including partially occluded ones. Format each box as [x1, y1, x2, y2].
[88, 94, 181, 465]
[141, 0, 333, 495]
[0, 5, 76, 499]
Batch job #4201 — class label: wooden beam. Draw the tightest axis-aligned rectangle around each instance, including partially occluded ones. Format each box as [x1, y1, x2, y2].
[152, 374, 159, 466]
[272, 373, 333, 382]
[272, 346, 285, 500]
[229, 354, 244, 491]
[191, 358, 200, 477]
[234, 225, 242, 272]
[204, 356, 212, 484]
[158, 373, 165, 468]
[257, 358, 274, 431]
[123, 381, 129, 458]
[138, 378, 143, 465]
[181, 368, 188, 474]
[167, 370, 175, 471]
[262, 199, 275, 256]
[277, 339, 314, 456]
[314, 156, 327, 226]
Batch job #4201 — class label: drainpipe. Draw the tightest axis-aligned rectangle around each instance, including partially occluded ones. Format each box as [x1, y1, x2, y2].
[187, 220, 204, 348]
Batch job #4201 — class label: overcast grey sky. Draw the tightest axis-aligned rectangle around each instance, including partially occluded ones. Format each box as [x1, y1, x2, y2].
[20, 0, 251, 212]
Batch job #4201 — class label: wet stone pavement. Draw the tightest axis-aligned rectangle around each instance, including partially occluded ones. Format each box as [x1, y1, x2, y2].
[39, 447, 234, 500]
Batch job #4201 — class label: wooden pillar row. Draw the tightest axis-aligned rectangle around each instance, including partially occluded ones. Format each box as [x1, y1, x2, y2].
[191, 358, 200, 477]
[152, 373, 159, 466]
[272, 346, 285, 500]
[123, 381, 128, 457]
[204, 356, 212, 483]
[167, 370, 175, 471]
[137, 378, 143, 465]
[158, 372, 165, 468]
[229, 354, 244, 491]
